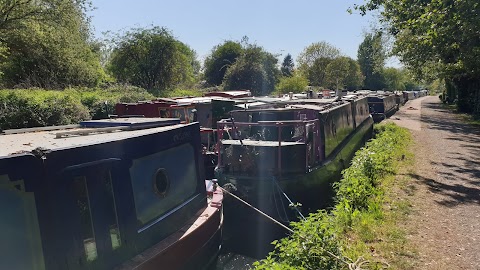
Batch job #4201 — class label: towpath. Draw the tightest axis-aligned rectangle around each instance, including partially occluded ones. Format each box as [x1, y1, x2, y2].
[390, 96, 480, 269]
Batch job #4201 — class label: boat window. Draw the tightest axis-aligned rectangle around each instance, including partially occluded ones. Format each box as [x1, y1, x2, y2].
[159, 109, 171, 118]
[172, 108, 187, 122]
[153, 169, 169, 197]
[130, 143, 198, 229]
[72, 176, 97, 262]
[101, 170, 121, 250]
[0, 175, 45, 270]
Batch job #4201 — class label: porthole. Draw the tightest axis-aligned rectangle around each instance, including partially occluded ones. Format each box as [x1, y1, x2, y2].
[153, 169, 169, 198]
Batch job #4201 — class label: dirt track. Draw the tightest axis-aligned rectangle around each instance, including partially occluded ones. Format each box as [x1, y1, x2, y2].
[391, 96, 480, 269]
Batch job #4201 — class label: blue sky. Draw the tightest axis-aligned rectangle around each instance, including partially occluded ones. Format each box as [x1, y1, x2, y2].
[89, 1, 396, 66]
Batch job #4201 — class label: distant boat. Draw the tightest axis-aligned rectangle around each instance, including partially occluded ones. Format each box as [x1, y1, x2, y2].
[366, 92, 398, 122]
[0, 118, 223, 270]
[214, 95, 373, 220]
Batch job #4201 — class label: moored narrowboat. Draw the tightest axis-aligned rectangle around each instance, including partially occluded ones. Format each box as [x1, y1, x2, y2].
[367, 92, 397, 122]
[215, 96, 373, 220]
[0, 118, 223, 270]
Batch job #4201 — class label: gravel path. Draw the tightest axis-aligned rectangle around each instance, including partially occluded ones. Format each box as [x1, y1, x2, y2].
[391, 96, 480, 269]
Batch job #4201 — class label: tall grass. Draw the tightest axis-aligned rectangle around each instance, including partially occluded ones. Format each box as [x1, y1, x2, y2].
[254, 123, 412, 270]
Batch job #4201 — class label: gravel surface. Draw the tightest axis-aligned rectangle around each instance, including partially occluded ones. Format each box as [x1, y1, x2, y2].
[391, 96, 480, 269]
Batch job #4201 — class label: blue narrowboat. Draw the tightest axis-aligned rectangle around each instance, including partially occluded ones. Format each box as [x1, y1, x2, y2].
[0, 118, 223, 270]
[367, 92, 398, 122]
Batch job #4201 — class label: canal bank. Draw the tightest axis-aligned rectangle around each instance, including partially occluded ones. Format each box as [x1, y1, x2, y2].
[210, 123, 412, 269]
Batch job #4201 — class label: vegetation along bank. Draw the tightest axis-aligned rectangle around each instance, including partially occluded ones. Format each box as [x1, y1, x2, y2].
[254, 123, 413, 270]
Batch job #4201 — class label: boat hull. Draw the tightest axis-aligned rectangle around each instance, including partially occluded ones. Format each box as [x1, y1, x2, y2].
[116, 186, 223, 270]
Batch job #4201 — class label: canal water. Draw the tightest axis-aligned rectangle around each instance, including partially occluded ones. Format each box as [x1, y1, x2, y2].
[209, 185, 337, 270]
[208, 202, 289, 270]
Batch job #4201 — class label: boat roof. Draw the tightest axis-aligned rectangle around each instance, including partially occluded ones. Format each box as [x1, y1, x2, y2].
[203, 90, 251, 98]
[171, 96, 230, 105]
[0, 118, 187, 156]
[221, 139, 303, 147]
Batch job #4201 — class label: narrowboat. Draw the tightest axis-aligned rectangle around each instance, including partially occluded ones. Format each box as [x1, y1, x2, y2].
[395, 91, 406, 107]
[367, 92, 398, 122]
[0, 118, 223, 270]
[215, 96, 373, 220]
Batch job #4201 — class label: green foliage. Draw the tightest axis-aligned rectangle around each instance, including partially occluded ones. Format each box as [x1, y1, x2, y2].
[108, 27, 198, 94]
[281, 54, 295, 77]
[0, 0, 105, 88]
[64, 85, 154, 119]
[223, 43, 279, 96]
[325, 56, 363, 90]
[254, 211, 343, 270]
[383, 67, 405, 91]
[0, 89, 90, 129]
[0, 86, 154, 129]
[358, 32, 387, 90]
[355, 0, 480, 116]
[255, 123, 411, 269]
[276, 72, 309, 95]
[203, 41, 243, 86]
[297, 42, 340, 87]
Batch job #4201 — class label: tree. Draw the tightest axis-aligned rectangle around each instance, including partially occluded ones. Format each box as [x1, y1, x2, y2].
[0, 0, 104, 88]
[344, 57, 364, 90]
[357, 32, 387, 90]
[276, 72, 309, 95]
[281, 54, 294, 77]
[324, 56, 363, 90]
[223, 44, 279, 96]
[0, 0, 68, 31]
[355, 0, 480, 115]
[297, 42, 340, 87]
[325, 57, 350, 90]
[203, 40, 242, 86]
[108, 27, 197, 94]
[383, 67, 405, 90]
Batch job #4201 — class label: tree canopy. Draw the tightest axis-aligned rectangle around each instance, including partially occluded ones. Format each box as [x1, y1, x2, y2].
[108, 27, 198, 94]
[276, 72, 309, 95]
[222, 43, 279, 96]
[357, 32, 387, 90]
[297, 42, 341, 87]
[355, 0, 480, 114]
[203, 40, 242, 86]
[0, 0, 104, 88]
[325, 56, 363, 90]
[281, 54, 295, 77]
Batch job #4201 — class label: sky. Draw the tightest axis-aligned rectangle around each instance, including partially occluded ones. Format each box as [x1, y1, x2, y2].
[88, 0, 399, 67]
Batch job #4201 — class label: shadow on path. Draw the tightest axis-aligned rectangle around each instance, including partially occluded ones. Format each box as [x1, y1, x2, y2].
[407, 173, 480, 207]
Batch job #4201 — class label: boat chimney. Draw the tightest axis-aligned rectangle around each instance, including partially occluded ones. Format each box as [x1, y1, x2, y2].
[289, 92, 293, 100]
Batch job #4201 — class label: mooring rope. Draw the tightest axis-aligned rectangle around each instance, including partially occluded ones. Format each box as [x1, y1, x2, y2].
[218, 185, 293, 233]
[216, 182, 369, 270]
[271, 176, 306, 221]
[271, 178, 290, 223]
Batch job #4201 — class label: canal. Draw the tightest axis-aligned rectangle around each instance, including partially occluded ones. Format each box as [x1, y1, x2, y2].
[209, 203, 289, 270]
[209, 182, 337, 270]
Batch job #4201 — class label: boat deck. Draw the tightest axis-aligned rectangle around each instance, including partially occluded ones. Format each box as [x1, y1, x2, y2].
[0, 118, 186, 156]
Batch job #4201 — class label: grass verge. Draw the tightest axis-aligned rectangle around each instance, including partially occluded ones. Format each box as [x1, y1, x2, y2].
[254, 123, 415, 270]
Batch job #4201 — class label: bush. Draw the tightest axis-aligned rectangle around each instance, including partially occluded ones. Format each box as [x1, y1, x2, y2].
[254, 123, 411, 269]
[65, 85, 154, 119]
[0, 90, 90, 129]
[0, 85, 155, 129]
[275, 73, 309, 95]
